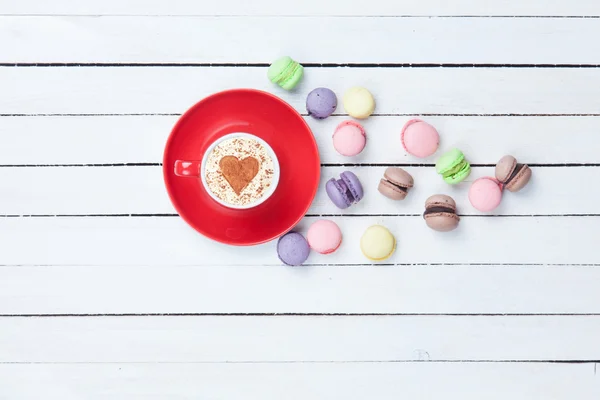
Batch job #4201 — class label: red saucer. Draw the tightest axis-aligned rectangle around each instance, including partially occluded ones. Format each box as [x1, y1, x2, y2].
[163, 89, 320, 246]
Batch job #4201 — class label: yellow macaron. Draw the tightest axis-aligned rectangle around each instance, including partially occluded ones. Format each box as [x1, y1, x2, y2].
[343, 87, 375, 119]
[360, 225, 396, 261]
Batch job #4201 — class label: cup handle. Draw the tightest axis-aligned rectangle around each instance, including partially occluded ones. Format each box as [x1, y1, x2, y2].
[174, 160, 202, 177]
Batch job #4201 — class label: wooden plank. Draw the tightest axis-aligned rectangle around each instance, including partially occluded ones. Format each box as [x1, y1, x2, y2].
[1, 363, 597, 399]
[0, 165, 590, 215]
[3, 16, 600, 63]
[0, 216, 595, 265]
[1, 265, 599, 314]
[2, 67, 600, 115]
[2, 316, 600, 361]
[1, 115, 599, 164]
[2, 0, 599, 16]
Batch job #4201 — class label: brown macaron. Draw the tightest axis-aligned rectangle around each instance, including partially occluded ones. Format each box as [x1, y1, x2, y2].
[495, 155, 532, 192]
[377, 167, 414, 200]
[423, 194, 460, 232]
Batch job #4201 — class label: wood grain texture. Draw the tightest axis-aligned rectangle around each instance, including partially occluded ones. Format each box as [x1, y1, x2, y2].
[1, 265, 598, 314]
[2, 0, 599, 16]
[2, 67, 600, 114]
[0, 217, 594, 266]
[3, 16, 600, 63]
[1, 115, 599, 164]
[1, 363, 598, 400]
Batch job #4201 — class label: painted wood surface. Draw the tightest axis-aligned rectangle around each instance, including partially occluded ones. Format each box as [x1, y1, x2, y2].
[0, 115, 599, 164]
[2, 0, 600, 16]
[1, 265, 598, 314]
[2, 16, 600, 63]
[1, 3, 600, 398]
[2, 316, 600, 361]
[2, 68, 600, 115]
[2, 364, 598, 399]
[0, 216, 595, 265]
[0, 165, 589, 215]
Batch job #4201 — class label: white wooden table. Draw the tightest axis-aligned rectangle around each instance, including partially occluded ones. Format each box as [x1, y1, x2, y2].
[1, 1, 600, 398]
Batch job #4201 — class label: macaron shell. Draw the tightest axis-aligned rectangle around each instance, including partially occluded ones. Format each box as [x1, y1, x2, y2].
[505, 165, 532, 192]
[378, 179, 408, 200]
[306, 87, 337, 119]
[401, 119, 440, 158]
[424, 194, 457, 211]
[343, 87, 375, 119]
[383, 167, 414, 189]
[326, 178, 352, 209]
[340, 171, 364, 202]
[277, 232, 310, 266]
[424, 213, 460, 232]
[469, 177, 503, 212]
[267, 56, 292, 81]
[435, 148, 465, 174]
[360, 225, 396, 261]
[267, 56, 303, 90]
[495, 155, 517, 183]
[333, 121, 366, 156]
[443, 162, 471, 184]
[307, 220, 342, 254]
[280, 64, 303, 90]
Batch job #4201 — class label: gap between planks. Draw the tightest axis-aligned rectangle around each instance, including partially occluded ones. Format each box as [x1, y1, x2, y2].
[0, 214, 598, 218]
[0, 360, 598, 365]
[1, 263, 599, 267]
[4, 63, 600, 68]
[4, 113, 600, 117]
[3, 313, 600, 317]
[2, 15, 600, 18]
[0, 163, 598, 167]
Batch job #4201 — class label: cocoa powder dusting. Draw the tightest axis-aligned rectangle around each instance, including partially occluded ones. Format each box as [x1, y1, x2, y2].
[205, 137, 274, 206]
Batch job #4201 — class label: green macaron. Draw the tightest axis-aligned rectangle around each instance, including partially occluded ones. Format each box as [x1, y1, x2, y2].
[435, 148, 471, 184]
[268, 56, 304, 90]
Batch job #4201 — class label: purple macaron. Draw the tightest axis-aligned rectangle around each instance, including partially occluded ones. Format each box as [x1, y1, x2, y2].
[326, 171, 364, 209]
[277, 231, 310, 266]
[306, 87, 337, 119]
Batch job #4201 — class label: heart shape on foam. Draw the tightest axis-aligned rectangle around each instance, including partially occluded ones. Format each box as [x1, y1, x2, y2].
[219, 156, 260, 195]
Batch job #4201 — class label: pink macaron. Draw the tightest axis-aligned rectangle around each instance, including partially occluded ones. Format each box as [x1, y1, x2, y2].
[333, 120, 366, 157]
[469, 177, 502, 212]
[307, 219, 342, 254]
[401, 119, 440, 158]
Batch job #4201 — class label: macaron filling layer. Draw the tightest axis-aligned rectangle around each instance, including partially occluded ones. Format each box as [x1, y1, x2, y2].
[505, 163, 525, 184]
[272, 61, 301, 86]
[337, 179, 356, 202]
[329, 178, 353, 206]
[340, 173, 363, 202]
[382, 179, 408, 193]
[423, 206, 456, 216]
[271, 61, 303, 86]
[443, 161, 471, 182]
[442, 160, 466, 177]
